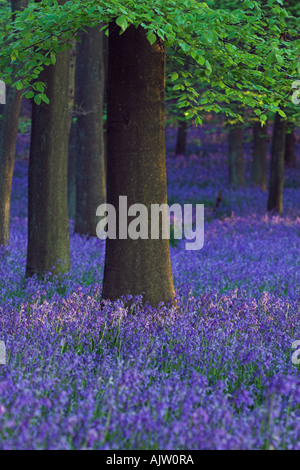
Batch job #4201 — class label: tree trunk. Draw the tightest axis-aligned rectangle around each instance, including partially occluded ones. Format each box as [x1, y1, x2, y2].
[175, 119, 188, 155]
[284, 122, 296, 168]
[68, 118, 76, 219]
[267, 112, 286, 215]
[0, 86, 23, 248]
[101, 23, 175, 307]
[0, 0, 28, 248]
[251, 121, 267, 190]
[228, 124, 245, 186]
[26, 0, 70, 277]
[74, 26, 106, 237]
[67, 40, 77, 220]
[103, 32, 108, 175]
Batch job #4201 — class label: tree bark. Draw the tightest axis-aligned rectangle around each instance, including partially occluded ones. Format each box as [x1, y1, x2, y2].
[74, 26, 106, 237]
[68, 118, 76, 219]
[228, 124, 245, 186]
[0, 0, 28, 248]
[67, 40, 77, 220]
[175, 119, 188, 155]
[26, 0, 70, 277]
[251, 121, 267, 190]
[267, 112, 286, 215]
[284, 122, 296, 168]
[101, 23, 175, 307]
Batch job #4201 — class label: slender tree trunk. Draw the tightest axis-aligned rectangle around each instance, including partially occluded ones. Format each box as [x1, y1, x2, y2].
[102, 23, 175, 306]
[0, 86, 22, 247]
[284, 122, 296, 168]
[74, 26, 106, 237]
[228, 124, 245, 186]
[267, 112, 286, 215]
[0, 0, 28, 248]
[26, 0, 70, 277]
[175, 119, 188, 155]
[251, 121, 267, 190]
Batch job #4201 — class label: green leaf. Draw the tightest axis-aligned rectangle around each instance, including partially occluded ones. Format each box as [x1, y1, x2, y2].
[116, 16, 128, 32]
[50, 52, 56, 65]
[277, 109, 286, 118]
[11, 51, 18, 61]
[170, 72, 179, 81]
[35, 82, 45, 92]
[205, 60, 212, 76]
[146, 32, 157, 45]
[25, 91, 34, 99]
[196, 55, 205, 66]
[195, 116, 202, 125]
[41, 93, 50, 104]
[34, 94, 42, 105]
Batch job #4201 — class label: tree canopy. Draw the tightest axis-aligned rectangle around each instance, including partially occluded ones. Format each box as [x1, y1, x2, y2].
[0, 0, 299, 122]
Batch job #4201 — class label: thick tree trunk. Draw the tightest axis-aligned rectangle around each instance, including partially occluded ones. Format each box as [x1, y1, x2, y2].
[68, 118, 76, 219]
[251, 121, 267, 190]
[26, 3, 70, 277]
[101, 23, 175, 306]
[267, 112, 286, 215]
[67, 40, 77, 220]
[74, 26, 106, 237]
[0, 0, 28, 248]
[284, 122, 296, 168]
[228, 124, 245, 186]
[175, 119, 188, 155]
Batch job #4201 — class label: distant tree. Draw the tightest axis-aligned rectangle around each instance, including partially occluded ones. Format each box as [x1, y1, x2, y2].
[228, 121, 245, 187]
[267, 112, 287, 215]
[284, 122, 296, 168]
[251, 121, 268, 190]
[175, 118, 188, 156]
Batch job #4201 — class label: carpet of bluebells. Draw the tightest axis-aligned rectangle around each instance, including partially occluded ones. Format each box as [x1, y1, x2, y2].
[0, 110, 300, 449]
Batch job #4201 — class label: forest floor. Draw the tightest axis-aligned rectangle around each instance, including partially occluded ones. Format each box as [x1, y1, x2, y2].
[0, 112, 299, 449]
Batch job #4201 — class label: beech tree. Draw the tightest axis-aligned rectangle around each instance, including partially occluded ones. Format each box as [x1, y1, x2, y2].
[0, 0, 28, 248]
[26, 0, 70, 277]
[102, 22, 175, 305]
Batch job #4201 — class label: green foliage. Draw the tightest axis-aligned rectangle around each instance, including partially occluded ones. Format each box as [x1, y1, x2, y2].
[0, 0, 298, 121]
